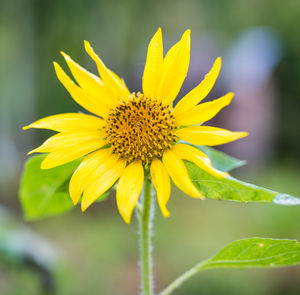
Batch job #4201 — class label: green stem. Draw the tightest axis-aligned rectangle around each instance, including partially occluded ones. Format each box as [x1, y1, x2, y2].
[159, 262, 205, 295]
[139, 177, 154, 295]
[159, 268, 196, 295]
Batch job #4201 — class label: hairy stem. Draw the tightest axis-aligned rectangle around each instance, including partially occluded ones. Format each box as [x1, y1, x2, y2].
[159, 264, 201, 295]
[138, 177, 154, 295]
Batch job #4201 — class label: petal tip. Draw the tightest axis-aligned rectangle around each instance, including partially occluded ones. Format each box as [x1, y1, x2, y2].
[81, 201, 90, 212]
[182, 29, 191, 41]
[217, 171, 230, 179]
[27, 147, 42, 155]
[72, 199, 79, 206]
[226, 92, 235, 103]
[69, 184, 81, 206]
[190, 189, 205, 199]
[53, 61, 61, 71]
[22, 125, 30, 130]
[153, 27, 163, 40]
[214, 57, 222, 69]
[122, 214, 131, 224]
[184, 29, 191, 35]
[60, 51, 69, 59]
[162, 210, 170, 218]
[232, 131, 249, 142]
[118, 208, 131, 224]
[84, 40, 92, 52]
[70, 192, 80, 206]
[40, 156, 58, 170]
[240, 131, 249, 138]
[40, 162, 49, 170]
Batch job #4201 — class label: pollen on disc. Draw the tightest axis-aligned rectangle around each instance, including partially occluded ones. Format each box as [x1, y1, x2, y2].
[104, 93, 177, 164]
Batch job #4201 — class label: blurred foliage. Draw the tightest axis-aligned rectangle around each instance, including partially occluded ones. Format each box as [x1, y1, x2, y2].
[0, 206, 59, 294]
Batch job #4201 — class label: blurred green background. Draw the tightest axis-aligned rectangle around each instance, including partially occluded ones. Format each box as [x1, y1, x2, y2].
[0, 0, 300, 294]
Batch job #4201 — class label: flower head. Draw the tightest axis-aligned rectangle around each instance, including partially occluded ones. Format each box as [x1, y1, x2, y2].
[24, 28, 247, 223]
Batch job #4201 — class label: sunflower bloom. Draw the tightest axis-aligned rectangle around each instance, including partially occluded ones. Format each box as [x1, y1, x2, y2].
[24, 28, 247, 223]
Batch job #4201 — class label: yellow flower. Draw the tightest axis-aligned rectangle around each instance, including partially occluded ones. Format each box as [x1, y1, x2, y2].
[24, 28, 247, 224]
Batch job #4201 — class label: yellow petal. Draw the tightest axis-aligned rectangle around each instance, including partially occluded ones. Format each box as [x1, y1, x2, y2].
[53, 62, 107, 117]
[84, 40, 130, 99]
[176, 126, 248, 146]
[173, 144, 229, 178]
[61, 51, 118, 110]
[116, 160, 144, 224]
[23, 113, 104, 132]
[176, 92, 234, 126]
[69, 148, 112, 205]
[28, 131, 105, 154]
[81, 154, 126, 211]
[108, 72, 130, 97]
[40, 139, 105, 170]
[162, 149, 203, 198]
[157, 30, 191, 105]
[150, 158, 170, 217]
[174, 57, 222, 115]
[142, 28, 163, 99]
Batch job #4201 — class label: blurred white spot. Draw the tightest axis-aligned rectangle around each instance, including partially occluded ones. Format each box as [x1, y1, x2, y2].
[273, 194, 300, 205]
[225, 27, 282, 90]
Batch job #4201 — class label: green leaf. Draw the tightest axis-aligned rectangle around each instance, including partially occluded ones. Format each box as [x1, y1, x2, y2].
[19, 155, 80, 221]
[201, 238, 300, 269]
[197, 145, 246, 172]
[160, 238, 300, 295]
[19, 155, 112, 221]
[185, 160, 300, 204]
[180, 142, 246, 172]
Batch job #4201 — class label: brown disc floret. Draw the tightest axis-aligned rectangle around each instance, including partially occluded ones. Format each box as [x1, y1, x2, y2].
[104, 93, 177, 164]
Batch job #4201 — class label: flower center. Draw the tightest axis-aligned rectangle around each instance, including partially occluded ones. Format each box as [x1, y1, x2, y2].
[104, 93, 177, 164]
